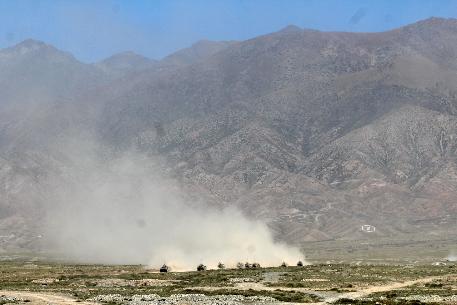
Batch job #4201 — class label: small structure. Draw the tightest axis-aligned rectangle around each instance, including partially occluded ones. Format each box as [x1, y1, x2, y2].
[217, 262, 225, 269]
[361, 224, 376, 233]
[297, 260, 304, 267]
[160, 264, 170, 273]
[197, 264, 207, 271]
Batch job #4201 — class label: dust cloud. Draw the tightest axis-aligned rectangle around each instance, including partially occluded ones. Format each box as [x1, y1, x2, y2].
[43, 139, 304, 270]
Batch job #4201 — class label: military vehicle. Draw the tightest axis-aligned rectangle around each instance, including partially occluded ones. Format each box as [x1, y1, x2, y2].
[197, 264, 207, 271]
[160, 264, 170, 273]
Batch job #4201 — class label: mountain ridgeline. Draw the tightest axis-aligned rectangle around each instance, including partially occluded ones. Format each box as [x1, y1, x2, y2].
[1, 17, 457, 252]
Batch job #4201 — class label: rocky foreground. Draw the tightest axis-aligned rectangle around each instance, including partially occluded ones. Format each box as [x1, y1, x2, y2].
[89, 294, 279, 305]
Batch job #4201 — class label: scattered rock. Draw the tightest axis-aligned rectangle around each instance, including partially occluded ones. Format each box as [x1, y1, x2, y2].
[89, 293, 278, 305]
[31, 278, 59, 285]
[228, 277, 255, 283]
[401, 294, 457, 303]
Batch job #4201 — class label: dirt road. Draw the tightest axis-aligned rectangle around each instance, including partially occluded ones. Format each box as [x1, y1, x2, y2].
[321, 275, 450, 304]
[0, 290, 97, 305]
[232, 274, 456, 304]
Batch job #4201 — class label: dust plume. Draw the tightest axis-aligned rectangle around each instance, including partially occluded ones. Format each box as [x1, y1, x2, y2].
[448, 252, 457, 262]
[43, 139, 304, 270]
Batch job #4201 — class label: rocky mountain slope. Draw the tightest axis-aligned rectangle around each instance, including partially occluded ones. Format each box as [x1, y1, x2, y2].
[1, 18, 457, 252]
[94, 51, 157, 78]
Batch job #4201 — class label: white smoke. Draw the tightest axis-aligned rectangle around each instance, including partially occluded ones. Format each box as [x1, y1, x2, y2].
[43, 140, 304, 270]
[448, 252, 457, 262]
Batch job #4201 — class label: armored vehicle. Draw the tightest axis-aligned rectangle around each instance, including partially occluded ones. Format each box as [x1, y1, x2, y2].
[197, 264, 207, 271]
[160, 264, 170, 273]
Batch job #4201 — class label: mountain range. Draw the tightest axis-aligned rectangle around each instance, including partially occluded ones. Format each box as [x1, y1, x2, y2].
[1, 17, 457, 253]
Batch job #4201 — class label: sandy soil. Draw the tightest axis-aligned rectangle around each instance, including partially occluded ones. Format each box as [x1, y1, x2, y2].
[216, 274, 456, 304]
[321, 275, 452, 304]
[1, 274, 455, 305]
[0, 290, 97, 305]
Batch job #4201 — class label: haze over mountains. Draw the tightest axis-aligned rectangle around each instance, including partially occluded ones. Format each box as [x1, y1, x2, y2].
[1, 17, 457, 253]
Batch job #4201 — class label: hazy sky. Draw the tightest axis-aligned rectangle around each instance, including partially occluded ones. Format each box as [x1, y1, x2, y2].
[1, 0, 457, 62]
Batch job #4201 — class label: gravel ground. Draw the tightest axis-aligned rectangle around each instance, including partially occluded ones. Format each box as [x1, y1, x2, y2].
[0, 295, 21, 303]
[31, 278, 60, 285]
[89, 293, 279, 305]
[262, 272, 285, 283]
[95, 278, 176, 287]
[400, 294, 457, 303]
[228, 277, 256, 283]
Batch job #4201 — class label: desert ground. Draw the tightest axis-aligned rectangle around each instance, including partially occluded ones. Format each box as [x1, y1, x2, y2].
[0, 257, 456, 305]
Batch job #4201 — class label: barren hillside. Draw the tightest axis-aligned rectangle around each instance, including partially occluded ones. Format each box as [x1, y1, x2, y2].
[1, 17, 457, 252]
